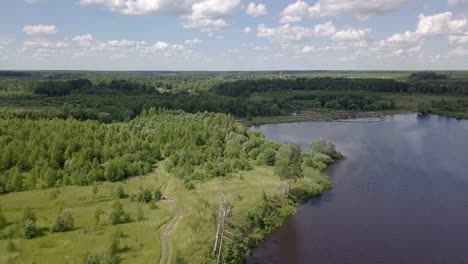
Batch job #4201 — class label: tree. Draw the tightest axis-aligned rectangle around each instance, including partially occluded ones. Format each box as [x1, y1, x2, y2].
[22, 207, 38, 239]
[114, 184, 126, 199]
[311, 140, 343, 160]
[418, 102, 432, 115]
[24, 219, 38, 239]
[274, 144, 303, 193]
[51, 211, 75, 232]
[137, 188, 153, 203]
[109, 201, 131, 225]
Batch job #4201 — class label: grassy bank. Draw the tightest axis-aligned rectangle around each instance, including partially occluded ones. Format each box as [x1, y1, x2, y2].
[0, 162, 331, 263]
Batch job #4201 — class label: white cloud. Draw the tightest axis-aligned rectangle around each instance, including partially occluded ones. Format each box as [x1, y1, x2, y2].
[73, 34, 94, 46]
[280, 1, 310, 23]
[244, 26, 252, 33]
[23, 25, 58, 35]
[449, 35, 468, 44]
[301, 46, 316, 54]
[332, 28, 371, 42]
[257, 24, 314, 43]
[246, 2, 267, 17]
[80, 0, 241, 33]
[280, 0, 408, 23]
[314, 21, 336, 36]
[416, 12, 467, 36]
[184, 38, 203, 45]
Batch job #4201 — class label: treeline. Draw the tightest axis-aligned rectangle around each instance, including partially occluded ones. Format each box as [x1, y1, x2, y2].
[214, 78, 409, 97]
[32, 79, 159, 96]
[32, 79, 92, 96]
[0, 109, 279, 193]
[290, 92, 395, 111]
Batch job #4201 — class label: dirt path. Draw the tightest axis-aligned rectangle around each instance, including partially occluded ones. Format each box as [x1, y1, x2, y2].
[158, 198, 182, 264]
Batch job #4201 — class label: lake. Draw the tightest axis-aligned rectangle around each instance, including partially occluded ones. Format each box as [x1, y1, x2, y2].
[249, 114, 468, 264]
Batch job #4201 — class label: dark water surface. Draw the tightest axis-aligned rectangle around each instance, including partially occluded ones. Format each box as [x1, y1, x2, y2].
[249, 114, 468, 264]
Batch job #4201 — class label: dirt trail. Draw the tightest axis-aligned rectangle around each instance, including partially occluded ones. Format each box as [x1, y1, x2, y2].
[158, 198, 182, 264]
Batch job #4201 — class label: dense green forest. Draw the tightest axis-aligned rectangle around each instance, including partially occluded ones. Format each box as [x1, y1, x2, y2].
[0, 109, 281, 193]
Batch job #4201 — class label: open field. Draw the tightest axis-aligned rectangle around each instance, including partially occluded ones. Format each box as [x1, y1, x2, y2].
[0, 162, 329, 263]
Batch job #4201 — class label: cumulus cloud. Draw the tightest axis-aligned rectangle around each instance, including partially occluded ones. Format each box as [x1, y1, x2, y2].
[257, 22, 368, 45]
[244, 26, 252, 33]
[416, 12, 467, 36]
[280, 0, 310, 23]
[80, 0, 241, 32]
[280, 0, 408, 23]
[246, 2, 267, 17]
[23, 25, 58, 35]
[73, 34, 94, 46]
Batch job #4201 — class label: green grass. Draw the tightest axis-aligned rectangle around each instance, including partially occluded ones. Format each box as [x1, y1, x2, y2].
[0, 162, 330, 263]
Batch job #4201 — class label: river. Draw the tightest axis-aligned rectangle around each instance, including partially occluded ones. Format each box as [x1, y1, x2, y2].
[249, 114, 468, 264]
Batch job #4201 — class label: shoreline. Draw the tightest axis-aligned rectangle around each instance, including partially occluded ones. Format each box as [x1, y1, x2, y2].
[240, 109, 467, 127]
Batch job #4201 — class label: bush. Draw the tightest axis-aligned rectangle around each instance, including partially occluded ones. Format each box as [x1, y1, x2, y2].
[137, 188, 153, 203]
[109, 201, 131, 225]
[153, 188, 162, 201]
[311, 140, 343, 160]
[83, 253, 102, 264]
[51, 211, 75, 233]
[114, 185, 127, 199]
[24, 219, 38, 239]
[0, 206, 7, 229]
[258, 147, 276, 166]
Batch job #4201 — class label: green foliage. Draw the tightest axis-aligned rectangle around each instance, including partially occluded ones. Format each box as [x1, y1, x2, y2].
[0, 110, 271, 194]
[114, 184, 127, 199]
[136, 206, 145, 221]
[311, 139, 343, 160]
[23, 219, 38, 239]
[50, 211, 75, 233]
[6, 240, 17, 252]
[274, 144, 303, 181]
[258, 147, 276, 166]
[83, 253, 103, 264]
[418, 102, 432, 115]
[137, 188, 153, 203]
[0, 205, 7, 229]
[223, 193, 296, 263]
[109, 201, 131, 225]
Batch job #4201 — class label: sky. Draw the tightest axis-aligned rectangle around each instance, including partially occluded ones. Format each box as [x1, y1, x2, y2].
[1, 0, 468, 70]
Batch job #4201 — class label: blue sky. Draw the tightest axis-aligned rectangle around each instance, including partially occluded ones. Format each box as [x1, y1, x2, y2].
[1, 0, 468, 70]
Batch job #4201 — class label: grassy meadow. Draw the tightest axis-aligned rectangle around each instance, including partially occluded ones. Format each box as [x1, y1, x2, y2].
[0, 162, 329, 264]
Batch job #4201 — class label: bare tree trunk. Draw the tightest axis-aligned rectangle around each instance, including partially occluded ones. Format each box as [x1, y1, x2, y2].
[212, 182, 225, 256]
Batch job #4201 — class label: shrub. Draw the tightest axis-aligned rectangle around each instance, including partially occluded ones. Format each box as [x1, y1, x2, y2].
[0, 205, 7, 229]
[83, 253, 102, 264]
[153, 189, 162, 201]
[24, 219, 38, 239]
[114, 185, 127, 199]
[137, 188, 153, 203]
[136, 207, 145, 221]
[6, 240, 16, 253]
[109, 201, 131, 225]
[311, 140, 343, 160]
[258, 147, 276, 166]
[51, 211, 75, 232]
